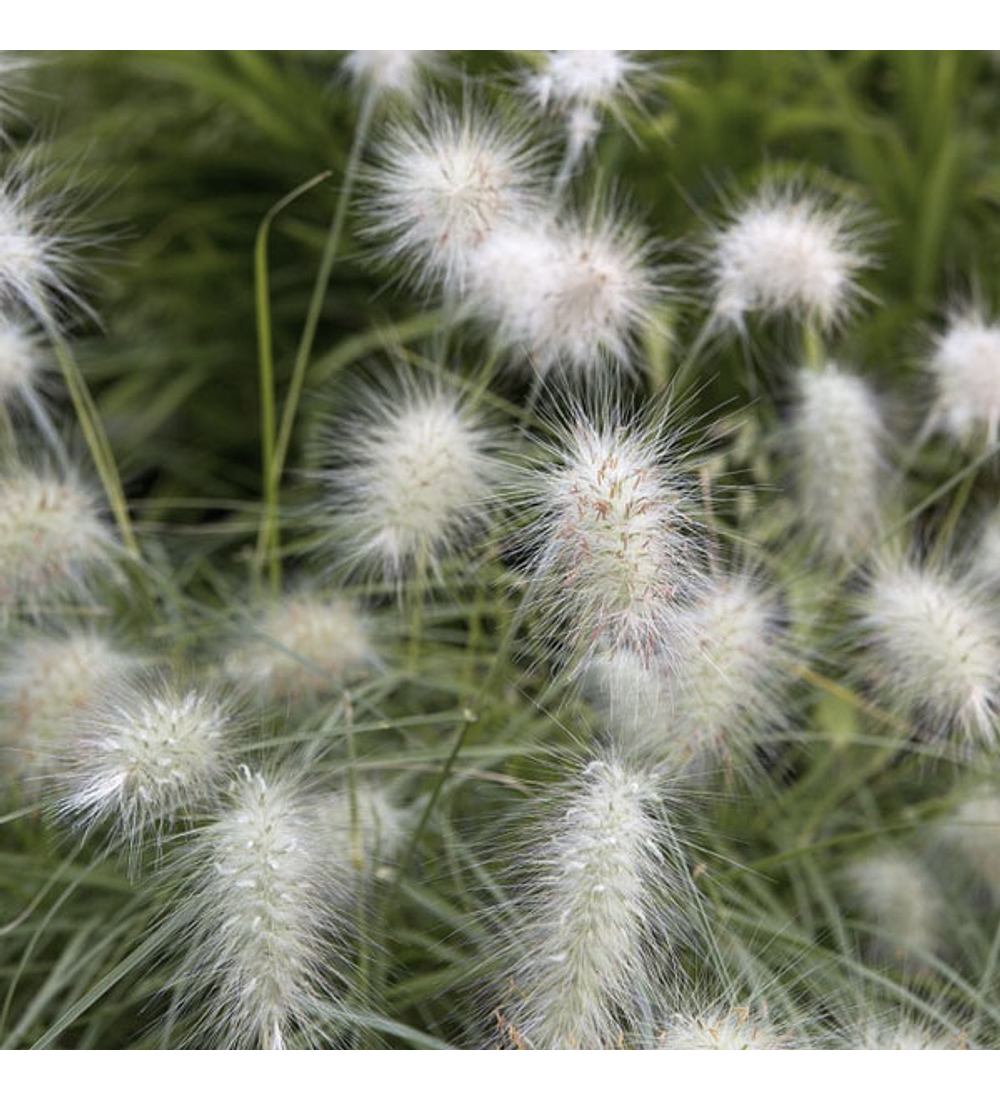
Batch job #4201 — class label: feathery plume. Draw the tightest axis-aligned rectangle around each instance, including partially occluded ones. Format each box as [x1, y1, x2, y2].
[342, 51, 436, 102]
[858, 562, 1000, 746]
[59, 678, 234, 852]
[313, 781, 407, 882]
[0, 630, 133, 787]
[789, 362, 887, 560]
[226, 594, 376, 701]
[939, 790, 1000, 899]
[844, 851, 943, 967]
[0, 467, 116, 612]
[525, 404, 700, 670]
[322, 376, 500, 582]
[362, 100, 542, 294]
[705, 182, 871, 333]
[658, 1004, 796, 1049]
[502, 757, 685, 1049]
[170, 767, 342, 1049]
[467, 205, 662, 378]
[0, 314, 42, 406]
[926, 309, 1000, 447]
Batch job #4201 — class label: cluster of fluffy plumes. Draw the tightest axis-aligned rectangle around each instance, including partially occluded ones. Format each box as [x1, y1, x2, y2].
[927, 309, 1000, 447]
[364, 100, 664, 380]
[169, 767, 345, 1049]
[590, 573, 788, 778]
[500, 757, 685, 1049]
[0, 467, 115, 612]
[525, 406, 699, 671]
[857, 561, 1000, 748]
[0, 314, 43, 406]
[58, 678, 234, 853]
[321, 378, 500, 582]
[225, 594, 376, 701]
[788, 362, 887, 560]
[706, 182, 872, 334]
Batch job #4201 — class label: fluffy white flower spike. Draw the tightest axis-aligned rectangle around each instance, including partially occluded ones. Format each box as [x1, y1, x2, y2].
[845, 851, 943, 966]
[313, 781, 407, 883]
[592, 573, 787, 777]
[940, 791, 1000, 899]
[171, 767, 343, 1049]
[0, 630, 133, 786]
[363, 102, 541, 294]
[707, 183, 871, 333]
[342, 51, 435, 101]
[0, 468, 116, 611]
[927, 310, 1000, 446]
[59, 679, 234, 853]
[323, 377, 500, 582]
[527, 405, 699, 669]
[659, 1004, 795, 1049]
[859, 562, 1000, 747]
[468, 206, 661, 378]
[226, 594, 376, 700]
[0, 162, 87, 322]
[790, 362, 887, 560]
[504, 757, 682, 1049]
[528, 52, 645, 169]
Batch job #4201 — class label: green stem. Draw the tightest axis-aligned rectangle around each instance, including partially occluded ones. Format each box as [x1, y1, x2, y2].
[252, 170, 333, 593]
[45, 324, 140, 559]
[670, 315, 713, 395]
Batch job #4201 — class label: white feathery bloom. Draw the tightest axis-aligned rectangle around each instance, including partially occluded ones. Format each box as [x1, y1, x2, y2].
[859, 563, 1000, 746]
[527, 409, 698, 668]
[0, 315, 42, 405]
[659, 1005, 795, 1049]
[0, 162, 86, 322]
[790, 362, 886, 560]
[844, 852, 943, 965]
[323, 379, 500, 581]
[170, 768, 342, 1049]
[846, 1018, 964, 1050]
[363, 102, 541, 294]
[468, 207, 661, 378]
[341, 51, 435, 101]
[0, 630, 133, 786]
[0, 468, 116, 611]
[592, 574, 786, 776]
[529, 51, 639, 112]
[927, 310, 1000, 446]
[226, 595, 376, 700]
[939, 791, 1000, 898]
[706, 184, 871, 332]
[59, 680, 233, 851]
[505, 758, 681, 1049]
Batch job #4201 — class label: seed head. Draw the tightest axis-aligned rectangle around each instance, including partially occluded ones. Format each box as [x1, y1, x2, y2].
[342, 50, 436, 101]
[844, 851, 943, 966]
[526, 407, 699, 669]
[503, 757, 683, 1049]
[169, 767, 342, 1049]
[939, 791, 1000, 899]
[322, 378, 500, 582]
[363, 102, 541, 294]
[706, 183, 871, 332]
[859, 562, 1000, 746]
[59, 679, 233, 853]
[529, 51, 639, 111]
[0, 468, 116, 612]
[659, 1005, 795, 1049]
[927, 310, 1000, 446]
[313, 781, 407, 881]
[790, 362, 886, 560]
[468, 206, 661, 378]
[226, 595, 376, 700]
[0, 630, 133, 787]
